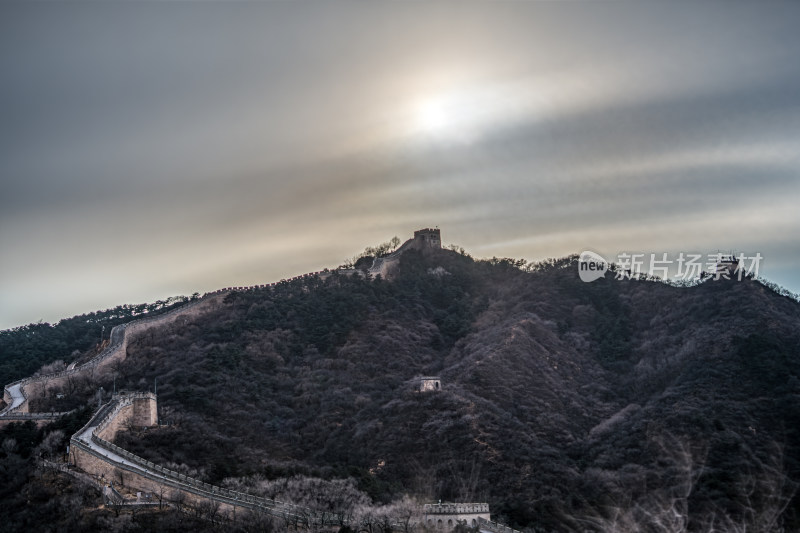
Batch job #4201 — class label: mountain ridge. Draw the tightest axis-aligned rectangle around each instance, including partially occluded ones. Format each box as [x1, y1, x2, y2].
[111, 249, 800, 530]
[2, 244, 799, 531]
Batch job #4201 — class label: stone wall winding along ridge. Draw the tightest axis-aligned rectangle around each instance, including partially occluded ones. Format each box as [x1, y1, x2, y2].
[0, 270, 344, 419]
[1, 254, 514, 530]
[1, 292, 227, 417]
[0, 272, 365, 522]
[68, 393, 491, 529]
[69, 392, 340, 523]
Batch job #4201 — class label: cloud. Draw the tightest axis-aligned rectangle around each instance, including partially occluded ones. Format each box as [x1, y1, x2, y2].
[2, 1, 800, 328]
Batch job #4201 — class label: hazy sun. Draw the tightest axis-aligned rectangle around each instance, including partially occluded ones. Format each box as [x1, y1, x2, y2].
[411, 84, 522, 145]
[417, 99, 450, 134]
[413, 95, 479, 144]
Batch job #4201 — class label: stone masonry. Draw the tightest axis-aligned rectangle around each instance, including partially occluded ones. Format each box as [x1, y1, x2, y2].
[422, 502, 491, 530]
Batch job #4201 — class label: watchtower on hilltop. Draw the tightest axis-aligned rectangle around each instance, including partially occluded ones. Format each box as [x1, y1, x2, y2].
[367, 228, 443, 277]
[413, 228, 441, 249]
[416, 376, 442, 392]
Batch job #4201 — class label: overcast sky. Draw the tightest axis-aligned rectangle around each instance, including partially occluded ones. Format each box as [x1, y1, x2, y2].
[2, 2, 799, 329]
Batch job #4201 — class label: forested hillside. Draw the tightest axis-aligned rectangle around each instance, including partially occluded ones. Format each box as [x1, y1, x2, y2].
[0, 296, 195, 387]
[111, 249, 800, 531]
[2, 248, 799, 531]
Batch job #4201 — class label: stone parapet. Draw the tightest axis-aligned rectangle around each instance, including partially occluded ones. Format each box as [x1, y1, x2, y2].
[423, 502, 489, 514]
[477, 517, 521, 533]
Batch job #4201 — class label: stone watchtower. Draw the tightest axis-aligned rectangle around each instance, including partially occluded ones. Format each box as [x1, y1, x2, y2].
[422, 502, 490, 530]
[131, 393, 158, 427]
[417, 376, 442, 392]
[413, 228, 441, 249]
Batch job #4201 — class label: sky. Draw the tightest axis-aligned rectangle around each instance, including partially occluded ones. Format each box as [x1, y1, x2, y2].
[1, 2, 799, 330]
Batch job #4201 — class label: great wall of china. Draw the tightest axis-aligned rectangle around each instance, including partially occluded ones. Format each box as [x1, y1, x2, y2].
[69, 391, 334, 526]
[0, 229, 520, 531]
[0, 270, 380, 527]
[1, 290, 226, 420]
[0, 267, 349, 420]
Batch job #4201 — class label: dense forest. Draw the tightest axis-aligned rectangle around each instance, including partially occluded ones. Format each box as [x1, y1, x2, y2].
[1, 247, 799, 531]
[0, 296, 196, 386]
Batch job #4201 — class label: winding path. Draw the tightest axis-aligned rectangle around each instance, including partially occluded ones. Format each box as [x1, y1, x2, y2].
[1, 383, 24, 414]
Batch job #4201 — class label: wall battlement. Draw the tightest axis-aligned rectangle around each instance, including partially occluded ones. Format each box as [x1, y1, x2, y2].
[423, 502, 489, 514]
[422, 502, 491, 530]
[413, 228, 441, 249]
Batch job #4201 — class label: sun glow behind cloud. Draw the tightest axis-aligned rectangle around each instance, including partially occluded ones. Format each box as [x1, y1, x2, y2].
[407, 81, 544, 147]
[2, 2, 800, 329]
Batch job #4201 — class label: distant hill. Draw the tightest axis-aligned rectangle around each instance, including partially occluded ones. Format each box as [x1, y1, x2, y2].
[2, 247, 799, 531]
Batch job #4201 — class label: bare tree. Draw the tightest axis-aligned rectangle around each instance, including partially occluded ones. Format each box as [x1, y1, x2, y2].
[155, 484, 168, 509]
[35, 359, 66, 376]
[122, 412, 138, 433]
[197, 499, 221, 525]
[105, 484, 125, 517]
[35, 429, 65, 460]
[171, 490, 187, 513]
[111, 358, 128, 383]
[241, 508, 276, 533]
[445, 455, 484, 503]
[575, 434, 798, 533]
[66, 373, 78, 395]
[387, 496, 419, 533]
[35, 379, 47, 400]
